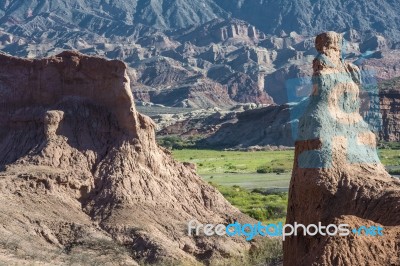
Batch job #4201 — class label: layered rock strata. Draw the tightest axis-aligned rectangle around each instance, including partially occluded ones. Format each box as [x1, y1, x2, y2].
[0, 51, 254, 265]
[284, 32, 400, 265]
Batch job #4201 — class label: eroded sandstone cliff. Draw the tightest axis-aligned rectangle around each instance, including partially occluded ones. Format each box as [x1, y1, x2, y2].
[0, 51, 254, 265]
[284, 32, 400, 265]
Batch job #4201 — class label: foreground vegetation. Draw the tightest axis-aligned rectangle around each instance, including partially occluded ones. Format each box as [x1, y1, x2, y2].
[171, 146, 399, 222]
[173, 147, 400, 177]
[210, 183, 288, 223]
[223, 238, 283, 266]
[378, 143, 400, 174]
[172, 149, 294, 175]
[173, 149, 293, 192]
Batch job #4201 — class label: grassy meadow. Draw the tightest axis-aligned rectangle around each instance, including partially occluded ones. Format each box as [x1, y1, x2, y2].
[173, 148, 400, 177]
[172, 149, 294, 223]
[171, 147, 399, 223]
[172, 149, 294, 174]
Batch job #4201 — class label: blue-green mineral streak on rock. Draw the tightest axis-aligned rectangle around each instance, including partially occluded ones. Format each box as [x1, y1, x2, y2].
[297, 31, 380, 168]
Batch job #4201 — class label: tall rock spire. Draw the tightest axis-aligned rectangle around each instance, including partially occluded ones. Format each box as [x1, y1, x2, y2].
[284, 32, 400, 266]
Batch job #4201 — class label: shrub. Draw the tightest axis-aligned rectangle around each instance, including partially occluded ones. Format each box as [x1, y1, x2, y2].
[256, 165, 272, 173]
[389, 169, 400, 175]
[212, 238, 283, 266]
[378, 141, 400, 150]
[257, 165, 287, 174]
[247, 238, 283, 266]
[157, 136, 202, 150]
[273, 168, 285, 174]
[215, 184, 288, 221]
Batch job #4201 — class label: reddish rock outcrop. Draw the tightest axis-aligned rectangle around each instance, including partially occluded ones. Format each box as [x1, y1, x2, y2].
[284, 32, 400, 265]
[0, 51, 254, 265]
[379, 77, 400, 142]
[132, 57, 237, 108]
[360, 50, 400, 80]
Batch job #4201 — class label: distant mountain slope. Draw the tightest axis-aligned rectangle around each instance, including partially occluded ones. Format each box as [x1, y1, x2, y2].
[133, 0, 228, 29]
[215, 0, 400, 40]
[2, 0, 400, 40]
[0, 0, 228, 33]
[1, 0, 400, 109]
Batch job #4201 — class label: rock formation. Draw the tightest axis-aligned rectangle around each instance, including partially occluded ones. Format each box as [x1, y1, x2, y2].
[284, 32, 400, 265]
[359, 50, 400, 80]
[359, 35, 388, 53]
[2, 1, 400, 111]
[379, 77, 400, 142]
[0, 51, 255, 265]
[203, 104, 296, 148]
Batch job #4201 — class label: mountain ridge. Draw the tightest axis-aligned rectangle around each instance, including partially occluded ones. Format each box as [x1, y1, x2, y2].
[1, 0, 399, 134]
[2, 0, 400, 40]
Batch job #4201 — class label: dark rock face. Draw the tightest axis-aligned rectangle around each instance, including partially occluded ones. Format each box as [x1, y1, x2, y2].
[0, 52, 255, 265]
[195, 84, 399, 148]
[264, 64, 313, 104]
[284, 32, 400, 266]
[135, 57, 194, 87]
[222, 72, 273, 104]
[141, 78, 236, 109]
[359, 35, 388, 53]
[203, 104, 297, 148]
[379, 77, 400, 141]
[131, 56, 238, 108]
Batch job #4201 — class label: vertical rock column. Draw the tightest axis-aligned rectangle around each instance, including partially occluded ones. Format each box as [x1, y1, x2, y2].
[284, 32, 400, 266]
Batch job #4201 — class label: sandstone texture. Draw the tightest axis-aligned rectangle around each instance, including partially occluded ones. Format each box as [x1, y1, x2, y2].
[379, 77, 400, 142]
[202, 104, 296, 148]
[0, 52, 255, 265]
[283, 32, 400, 265]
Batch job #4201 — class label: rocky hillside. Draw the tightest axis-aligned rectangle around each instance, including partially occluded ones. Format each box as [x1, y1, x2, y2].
[0, 0, 227, 32]
[1, 1, 400, 109]
[0, 52, 255, 265]
[2, 0, 400, 38]
[201, 103, 301, 148]
[215, 0, 400, 41]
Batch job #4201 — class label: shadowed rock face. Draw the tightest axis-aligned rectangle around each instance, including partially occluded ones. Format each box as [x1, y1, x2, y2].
[284, 32, 400, 265]
[0, 51, 255, 265]
[379, 77, 400, 142]
[0, 51, 138, 137]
